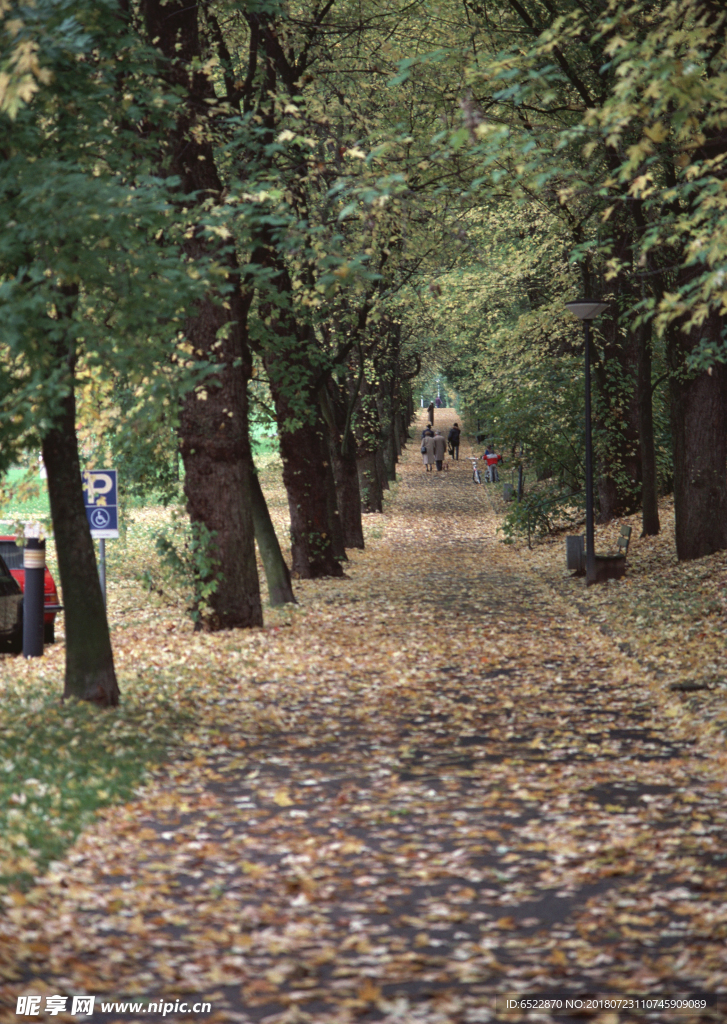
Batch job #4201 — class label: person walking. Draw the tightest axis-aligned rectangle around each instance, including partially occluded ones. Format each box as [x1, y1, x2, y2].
[482, 446, 491, 483]
[483, 446, 503, 483]
[422, 431, 436, 471]
[433, 430, 447, 472]
[427, 401, 435, 427]
[448, 422, 461, 460]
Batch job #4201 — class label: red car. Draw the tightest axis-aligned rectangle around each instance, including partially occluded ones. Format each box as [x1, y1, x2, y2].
[0, 537, 62, 644]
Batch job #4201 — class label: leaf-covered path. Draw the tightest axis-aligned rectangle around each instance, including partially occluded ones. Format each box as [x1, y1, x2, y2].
[3, 414, 727, 1024]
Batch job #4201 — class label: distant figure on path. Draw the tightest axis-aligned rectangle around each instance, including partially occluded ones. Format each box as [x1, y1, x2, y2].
[433, 430, 447, 471]
[483, 446, 503, 483]
[435, 396, 442, 408]
[428, 401, 435, 426]
[421, 424, 434, 439]
[448, 422, 461, 461]
[422, 431, 435, 471]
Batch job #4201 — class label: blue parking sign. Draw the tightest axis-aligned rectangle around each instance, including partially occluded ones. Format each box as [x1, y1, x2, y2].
[82, 469, 119, 538]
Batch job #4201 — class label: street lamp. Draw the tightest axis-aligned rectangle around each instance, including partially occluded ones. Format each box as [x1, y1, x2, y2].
[565, 299, 609, 585]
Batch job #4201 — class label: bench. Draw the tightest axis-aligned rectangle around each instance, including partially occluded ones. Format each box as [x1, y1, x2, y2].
[566, 525, 632, 581]
[593, 524, 632, 582]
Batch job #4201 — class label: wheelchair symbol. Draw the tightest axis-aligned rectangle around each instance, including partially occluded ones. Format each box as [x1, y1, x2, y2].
[90, 507, 111, 529]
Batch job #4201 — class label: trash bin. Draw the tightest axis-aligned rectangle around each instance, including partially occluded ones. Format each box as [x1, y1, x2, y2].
[566, 535, 585, 574]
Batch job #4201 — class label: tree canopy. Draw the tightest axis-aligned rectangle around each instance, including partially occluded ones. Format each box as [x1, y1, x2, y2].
[2, 0, 726, 697]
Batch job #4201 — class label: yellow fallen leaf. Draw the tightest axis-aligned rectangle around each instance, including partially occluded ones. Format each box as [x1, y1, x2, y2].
[126, 915, 147, 934]
[241, 860, 267, 877]
[358, 979, 381, 1002]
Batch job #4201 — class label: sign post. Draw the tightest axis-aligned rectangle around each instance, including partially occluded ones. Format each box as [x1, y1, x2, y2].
[82, 469, 119, 607]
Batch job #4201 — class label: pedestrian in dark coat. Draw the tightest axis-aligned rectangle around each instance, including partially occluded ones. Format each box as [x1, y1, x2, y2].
[448, 423, 461, 460]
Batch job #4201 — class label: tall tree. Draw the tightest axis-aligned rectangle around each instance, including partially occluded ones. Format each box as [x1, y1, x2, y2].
[590, 0, 727, 557]
[141, 0, 263, 627]
[204, 0, 460, 572]
[0, 0, 206, 700]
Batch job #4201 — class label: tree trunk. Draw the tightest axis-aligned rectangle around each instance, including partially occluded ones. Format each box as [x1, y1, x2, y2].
[323, 373, 364, 548]
[325, 451, 347, 563]
[376, 448, 389, 492]
[668, 314, 727, 560]
[354, 378, 384, 513]
[376, 393, 397, 482]
[143, 0, 262, 631]
[331, 440, 364, 547]
[179, 301, 262, 630]
[404, 388, 414, 438]
[582, 216, 642, 522]
[390, 382, 404, 465]
[593, 317, 642, 522]
[357, 452, 383, 513]
[42, 337, 119, 706]
[249, 465, 296, 606]
[637, 322, 660, 536]
[271, 391, 344, 578]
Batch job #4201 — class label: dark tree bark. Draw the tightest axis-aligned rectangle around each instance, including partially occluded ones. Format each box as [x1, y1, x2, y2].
[262, 364, 347, 578]
[324, 376, 364, 549]
[248, 465, 296, 606]
[267, 375, 345, 577]
[376, 449, 389, 493]
[331, 441, 364, 548]
[356, 452, 384, 514]
[354, 383, 384, 514]
[590, 256, 642, 523]
[663, 98, 727, 560]
[637, 322, 660, 536]
[142, 0, 262, 630]
[178, 298, 262, 629]
[42, 290, 118, 705]
[377, 397, 397, 482]
[281, 425, 345, 577]
[252, 251, 346, 575]
[324, 449, 348, 563]
[668, 312, 727, 560]
[44, 413, 119, 705]
[401, 384, 415, 445]
[373, 320, 406, 483]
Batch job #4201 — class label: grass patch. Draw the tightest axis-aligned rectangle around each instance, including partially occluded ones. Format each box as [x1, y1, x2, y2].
[0, 447, 289, 894]
[0, 467, 50, 519]
[0, 679, 188, 892]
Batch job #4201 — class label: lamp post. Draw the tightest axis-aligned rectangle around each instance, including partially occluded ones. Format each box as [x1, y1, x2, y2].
[565, 300, 609, 585]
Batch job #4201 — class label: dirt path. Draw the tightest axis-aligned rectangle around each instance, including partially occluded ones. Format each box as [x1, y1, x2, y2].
[3, 412, 727, 1024]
